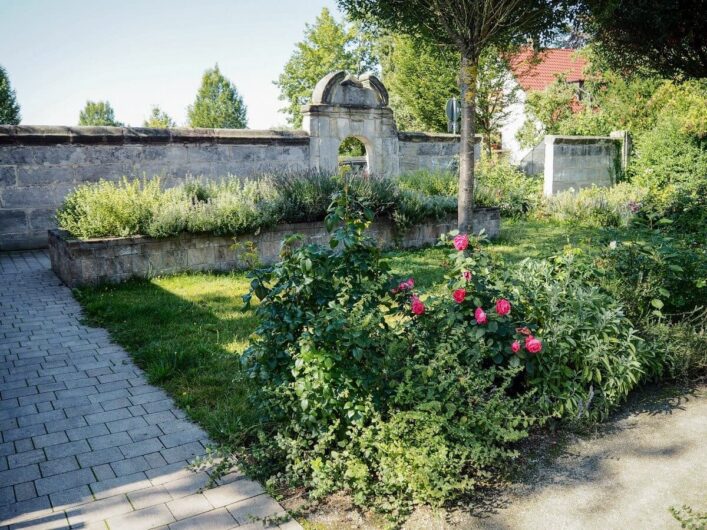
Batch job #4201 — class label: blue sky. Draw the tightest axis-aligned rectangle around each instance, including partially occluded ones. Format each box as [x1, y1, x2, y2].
[0, 0, 341, 128]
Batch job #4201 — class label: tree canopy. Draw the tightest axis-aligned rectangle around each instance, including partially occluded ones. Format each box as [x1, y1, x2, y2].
[78, 101, 122, 126]
[143, 106, 176, 128]
[580, 0, 707, 79]
[275, 7, 378, 128]
[188, 65, 247, 128]
[338, 0, 569, 231]
[0, 66, 21, 125]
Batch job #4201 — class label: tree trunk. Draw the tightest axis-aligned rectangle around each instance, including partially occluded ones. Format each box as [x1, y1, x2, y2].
[458, 51, 478, 233]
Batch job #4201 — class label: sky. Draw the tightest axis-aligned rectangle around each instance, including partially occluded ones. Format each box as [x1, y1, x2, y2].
[0, 0, 341, 129]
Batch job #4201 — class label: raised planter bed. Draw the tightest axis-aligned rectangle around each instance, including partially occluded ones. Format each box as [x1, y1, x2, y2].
[49, 208, 500, 287]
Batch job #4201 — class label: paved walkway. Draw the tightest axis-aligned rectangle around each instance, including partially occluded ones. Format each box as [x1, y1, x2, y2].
[0, 251, 300, 530]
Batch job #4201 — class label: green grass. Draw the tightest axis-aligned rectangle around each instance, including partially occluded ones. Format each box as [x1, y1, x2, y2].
[76, 219, 609, 446]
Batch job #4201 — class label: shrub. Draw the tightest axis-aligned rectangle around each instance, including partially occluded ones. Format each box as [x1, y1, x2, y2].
[58, 172, 462, 240]
[598, 234, 707, 321]
[240, 191, 541, 521]
[396, 158, 542, 218]
[56, 178, 162, 239]
[474, 157, 542, 217]
[642, 315, 707, 381]
[539, 183, 647, 228]
[238, 188, 659, 520]
[500, 251, 648, 420]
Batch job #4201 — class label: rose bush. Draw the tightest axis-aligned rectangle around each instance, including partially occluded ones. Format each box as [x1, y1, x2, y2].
[238, 189, 654, 522]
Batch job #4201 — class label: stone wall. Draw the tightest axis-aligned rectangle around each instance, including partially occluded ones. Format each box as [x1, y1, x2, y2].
[398, 132, 478, 172]
[49, 208, 500, 287]
[543, 135, 621, 195]
[0, 126, 310, 250]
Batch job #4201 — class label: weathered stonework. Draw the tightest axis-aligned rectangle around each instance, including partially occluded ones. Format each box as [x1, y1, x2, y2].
[0, 128, 310, 250]
[397, 131, 478, 172]
[543, 136, 621, 195]
[49, 208, 500, 287]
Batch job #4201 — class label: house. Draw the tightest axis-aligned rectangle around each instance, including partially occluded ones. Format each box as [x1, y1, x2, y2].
[501, 48, 588, 167]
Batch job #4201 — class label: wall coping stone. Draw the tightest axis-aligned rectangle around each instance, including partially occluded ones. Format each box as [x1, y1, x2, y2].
[0, 126, 311, 146]
[546, 135, 620, 145]
[398, 132, 482, 143]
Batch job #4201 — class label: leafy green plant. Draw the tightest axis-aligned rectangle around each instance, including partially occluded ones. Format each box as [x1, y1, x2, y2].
[500, 251, 648, 420]
[57, 177, 162, 238]
[598, 234, 706, 321]
[539, 183, 647, 228]
[240, 191, 542, 522]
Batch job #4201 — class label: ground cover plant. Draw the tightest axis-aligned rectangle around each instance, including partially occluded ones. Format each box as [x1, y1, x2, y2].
[57, 172, 461, 240]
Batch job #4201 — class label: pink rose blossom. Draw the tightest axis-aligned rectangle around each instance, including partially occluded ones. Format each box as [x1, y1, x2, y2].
[392, 277, 415, 294]
[453, 234, 469, 251]
[462, 271, 472, 282]
[525, 336, 542, 354]
[411, 296, 425, 315]
[495, 298, 511, 316]
[453, 288, 466, 304]
[511, 340, 521, 353]
[474, 307, 487, 325]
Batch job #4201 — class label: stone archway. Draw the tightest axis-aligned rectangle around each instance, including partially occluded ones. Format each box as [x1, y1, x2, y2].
[301, 71, 400, 177]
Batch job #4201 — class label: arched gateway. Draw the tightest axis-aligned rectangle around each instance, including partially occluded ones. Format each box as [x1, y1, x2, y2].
[301, 71, 400, 177]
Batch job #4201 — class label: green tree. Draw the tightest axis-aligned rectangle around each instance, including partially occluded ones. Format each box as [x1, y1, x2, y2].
[580, 0, 707, 79]
[275, 8, 378, 128]
[380, 37, 518, 152]
[187, 65, 247, 128]
[78, 100, 123, 126]
[476, 47, 521, 155]
[143, 106, 176, 128]
[0, 65, 21, 125]
[378, 34, 459, 132]
[338, 0, 568, 231]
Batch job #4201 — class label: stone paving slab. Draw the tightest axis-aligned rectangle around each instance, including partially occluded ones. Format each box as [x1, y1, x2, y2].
[0, 250, 301, 530]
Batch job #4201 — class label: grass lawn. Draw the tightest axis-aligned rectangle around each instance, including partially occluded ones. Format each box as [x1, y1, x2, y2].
[75, 219, 610, 448]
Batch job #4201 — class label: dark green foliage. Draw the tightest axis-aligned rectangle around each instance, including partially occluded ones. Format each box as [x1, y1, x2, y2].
[78, 100, 123, 126]
[501, 253, 647, 420]
[241, 195, 537, 521]
[0, 65, 20, 125]
[599, 235, 706, 321]
[188, 65, 247, 129]
[580, 0, 707, 79]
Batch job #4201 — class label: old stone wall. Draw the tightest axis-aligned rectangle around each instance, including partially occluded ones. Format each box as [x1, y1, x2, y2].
[0, 126, 310, 250]
[49, 208, 500, 287]
[543, 136, 621, 195]
[398, 132, 477, 172]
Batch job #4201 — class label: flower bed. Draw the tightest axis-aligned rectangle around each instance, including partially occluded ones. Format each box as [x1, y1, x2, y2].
[49, 209, 500, 287]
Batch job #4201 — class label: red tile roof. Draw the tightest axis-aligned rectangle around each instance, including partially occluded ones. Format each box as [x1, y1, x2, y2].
[509, 48, 588, 92]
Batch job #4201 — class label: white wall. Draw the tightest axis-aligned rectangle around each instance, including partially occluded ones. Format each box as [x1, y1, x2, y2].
[500, 78, 533, 164]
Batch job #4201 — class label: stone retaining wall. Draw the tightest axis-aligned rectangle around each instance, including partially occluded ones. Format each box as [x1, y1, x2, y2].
[0, 126, 310, 250]
[49, 208, 500, 287]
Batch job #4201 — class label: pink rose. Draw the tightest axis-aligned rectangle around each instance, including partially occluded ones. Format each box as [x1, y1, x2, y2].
[462, 271, 472, 282]
[453, 234, 469, 251]
[453, 288, 466, 304]
[411, 296, 425, 315]
[495, 298, 511, 316]
[525, 336, 542, 354]
[511, 340, 521, 353]
[474, 307, 487, 325]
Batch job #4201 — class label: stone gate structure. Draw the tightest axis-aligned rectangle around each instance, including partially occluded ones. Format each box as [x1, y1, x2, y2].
[0, 71, 468, 250]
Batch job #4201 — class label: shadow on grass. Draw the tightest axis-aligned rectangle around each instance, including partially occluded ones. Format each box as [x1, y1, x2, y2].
[75, 272, 262, 448]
